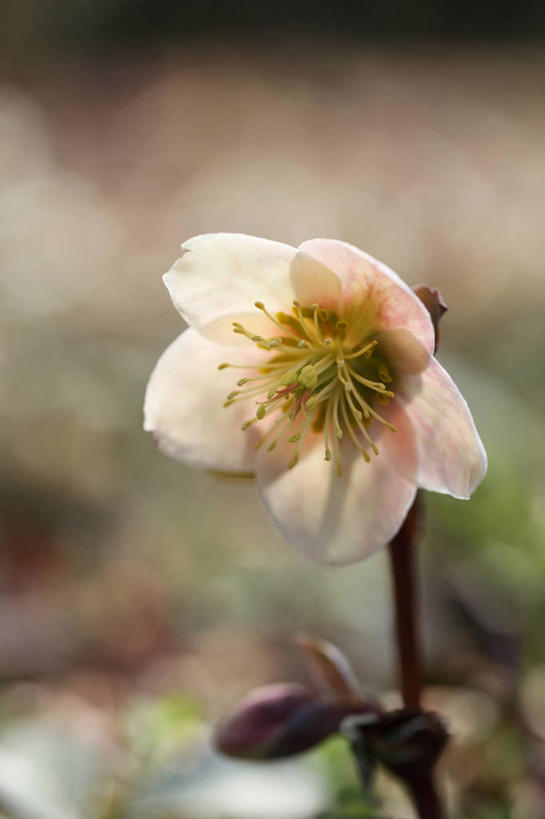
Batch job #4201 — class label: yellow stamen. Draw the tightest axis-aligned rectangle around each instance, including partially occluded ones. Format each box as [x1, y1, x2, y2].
[221, 299, 398, 474]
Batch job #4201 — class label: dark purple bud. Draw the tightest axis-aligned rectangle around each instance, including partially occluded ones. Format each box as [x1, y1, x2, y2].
[215, 682, 375, 760]
[412, 286, 448, 354]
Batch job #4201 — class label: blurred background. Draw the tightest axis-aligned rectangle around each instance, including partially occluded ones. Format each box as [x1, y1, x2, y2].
[1, 2, 545, 817]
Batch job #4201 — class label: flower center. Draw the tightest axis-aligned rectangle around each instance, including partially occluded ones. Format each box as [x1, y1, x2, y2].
[219, 300, 397, 475]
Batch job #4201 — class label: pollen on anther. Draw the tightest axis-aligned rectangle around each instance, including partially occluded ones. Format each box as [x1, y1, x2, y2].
[379, 365, 393, 382]
[280, 370, 298, 386]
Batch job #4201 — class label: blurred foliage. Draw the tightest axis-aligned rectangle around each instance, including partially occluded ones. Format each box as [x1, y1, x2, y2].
[3, 0, 545, 65]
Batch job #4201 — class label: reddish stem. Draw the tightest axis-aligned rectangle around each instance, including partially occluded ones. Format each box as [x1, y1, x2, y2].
[388, 495, 445, 819]
[388, 494, 423, 709]
[405, 773, 444, 819]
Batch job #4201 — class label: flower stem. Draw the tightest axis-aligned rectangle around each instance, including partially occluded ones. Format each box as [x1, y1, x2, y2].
[388, 494, 423, 709]
[404, 773, 444, 819]
[388, 494, 445, 819]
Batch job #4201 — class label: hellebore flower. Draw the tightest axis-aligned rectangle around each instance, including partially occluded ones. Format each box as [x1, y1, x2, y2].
[144, 234, 486, 565]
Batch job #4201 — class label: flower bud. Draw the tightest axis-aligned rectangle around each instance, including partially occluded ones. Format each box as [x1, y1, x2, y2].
[412, 286, 448, 353]
[215, 682, 366, 760]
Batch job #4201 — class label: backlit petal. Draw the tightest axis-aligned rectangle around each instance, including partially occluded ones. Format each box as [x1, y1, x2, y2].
[376, 328, 430, 376]
[256, 434, 417, 566]
[398, 357, 487, 499]
[297, 239, 435, 353]
[198, 310, 280, 346]
[290, 251, 343, 311]
[163, 233, 296, 330]
[144, 328, 269, 472]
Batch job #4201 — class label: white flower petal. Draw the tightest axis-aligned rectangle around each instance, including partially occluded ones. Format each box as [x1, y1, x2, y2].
[144, 328, 269, 472]
[375, 399, 420, 484]
[290, 251, 343, 310]
[197, 310, 280, 346]
[163, 233, 296, 330]
[297, 239, 435, 353]
[398, 357, 487, 499]
[256, 436, 417, 566]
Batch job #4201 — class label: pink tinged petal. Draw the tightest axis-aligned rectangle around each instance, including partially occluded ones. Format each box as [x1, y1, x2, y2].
[163, 233, 296, 331]
[376, 399, 420, 486]
[376, 328, 430, 376]
[290, 251, 343, 311]
[297, 239, 435, 354]
[255, 435, 417, 566]
[398, 356, 488, 499]
[144, 327, 269, 473]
